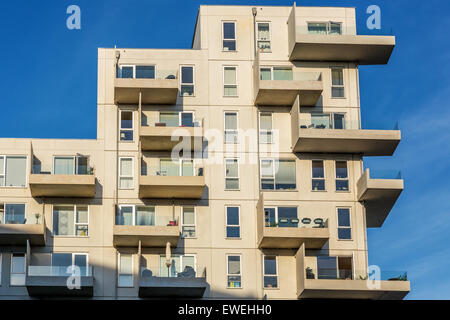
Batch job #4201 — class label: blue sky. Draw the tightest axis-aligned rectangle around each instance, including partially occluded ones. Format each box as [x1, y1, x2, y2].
[0, 0, 449, 299]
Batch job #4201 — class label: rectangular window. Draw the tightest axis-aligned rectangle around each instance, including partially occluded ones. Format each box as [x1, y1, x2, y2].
[335, 161, 349, 191]
[257, 22, 271, 52]
[116, 205, 156, 226]
[181, 206, 196, 238]
[260, 67, 293, 81]
[263, 256, 278, 288]
[312, 160, 325, 191]
[159, 158, 195, 177]
[1, 203, 26, 224]
[159, 255, 196, 277]
[307, 22, 342, 35]
[331, 68, 345, 98]
[52, 253, 89, 276]
[259, 112, 273, 144]
[119, 157, 133, 189]
[224, 112, 238, 143]
[53, 156, 89, 175]
[53, 205, 89, 236]
[264, 207, 298, 228]
[118, 254, 133, 287]
[310, 113, 346, 129]
[117, 65, 155, 79]
[227, 255, 241, 288]
[10, 253, 26, 286]
[180, 66, 194, 96]
[223, 66, 238, 96]
[260, 159, 296, 191]
[135, 65, 155, 79]
[120, 110, 134, 141]
[117, 65, 134, 78]
[337, 208, 352, 240]
[226, 206, 240, 238]
[0, 254, 2, 284]
[0, 156, 27, 187]
[225, 159, 239, 190]
[223, 22, 236, 51]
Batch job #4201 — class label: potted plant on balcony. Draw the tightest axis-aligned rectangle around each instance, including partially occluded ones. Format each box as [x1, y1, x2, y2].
[35, 213, 41, 224]
[306, 267, 315, 279]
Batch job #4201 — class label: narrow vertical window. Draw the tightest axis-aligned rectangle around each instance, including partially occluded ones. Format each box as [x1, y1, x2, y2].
[0, 156, 4, 186]
[257, 22, 271, 52]
[335, 161, 349, 191]
[226, 206, 240, 238]
[223, 66, 238, 96]
[263, 256, 278, 288]
[119, 157, 133, 189]
[337, 208, 352, 240]
[181, 206, 196, 238]
[312, 160, 325, 191]
[331, 68, 345, 98]
[3, 156, 27, 187]
[227, 255, 241, 288]
[222, 22, 236, 51]
[180, 66, 194, 96]
[225, 159, 239, 190]
[0, 254, 2, 284]
[118, 254, 133, 287]
[120, 110, 134, 141]
[259, 112, 273, 143]
[10, 253, 26, 286]
[224, 112, 238, 143]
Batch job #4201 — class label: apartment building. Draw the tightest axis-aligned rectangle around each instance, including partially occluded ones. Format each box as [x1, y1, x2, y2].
[0, 4, 410, 299]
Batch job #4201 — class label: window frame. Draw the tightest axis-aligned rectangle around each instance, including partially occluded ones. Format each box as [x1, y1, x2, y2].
[0, 155, 28, 188]
[223, 66, 238, 97]
[158, 158, 196, 177]
[263, 255, 278, 289]
[10, 253, 26, 287]
[52, 204, 89, 237]
[226, 254, 242, 289]
[335, 160, 350, 192]
[311, 159, 326, 192]
[51, 252, 90, 276]
[260, 158, 297, 191]
[224, 111, 239, 144]
[259, 112, 273, 144]
[259, 66, 293, 81]
[310, 112, 346, 129]
[0, 254, 2, 285]
[224, 158, 240, 190]
[117, 64, 135, 78]
[0, 203, 26, 225]
[307, 21, 342, 35]
[179, 65, 195, 97]
[337, 207, 352, 241]
[264, 206, 298, 228]
[256, 21, 271, 53]
[159, 254, 197, 277]
[116, 204, 157, 227]
[330, 67, 345, 99]
[181, 206, 196, 238]
[225, 206, 241, 239]
[222, 21, 237, 52]
[52, 155, 90, 175]
[118, 253, 134, 288]
[119, 110, 134, 142]
[118, 157, 134, 189]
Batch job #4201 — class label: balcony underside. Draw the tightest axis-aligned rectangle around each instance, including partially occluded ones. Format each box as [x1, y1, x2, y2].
[139, 176, 205, 199]
[113, 225, 179, 247]
[114, 78, 178, 104]
[26, 276, 94, 297]
[290, 34, 395, 65]
[0, 224, 46, 246]
[292, 129, 401, 156]
[139, 277, 207, 298]
[298, 279, 410, 300]
[29, 174, 96, 198]
[255, 80, 323, 106]
[140, 126, 203, 151]
[258, 227, 329, 249]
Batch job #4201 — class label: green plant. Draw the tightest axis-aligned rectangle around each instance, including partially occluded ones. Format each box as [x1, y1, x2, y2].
[35, 213, 41, 224]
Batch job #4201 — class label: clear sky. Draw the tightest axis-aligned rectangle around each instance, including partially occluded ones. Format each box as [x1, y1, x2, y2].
[0, 0, 448, 299]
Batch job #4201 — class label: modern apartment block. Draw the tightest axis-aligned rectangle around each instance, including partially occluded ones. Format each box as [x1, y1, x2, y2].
[0, 4, 410, 299]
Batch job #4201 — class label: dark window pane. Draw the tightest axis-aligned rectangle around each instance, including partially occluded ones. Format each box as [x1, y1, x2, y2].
[226, 207, 239, 225]
[278, 207, 298, 227]
[226, 226, 240, 238]
[264, 208, 276, 227]
[223, 22, 235, 39]
[136, 66, 155, 79]
[181, 67, 193, 84]
[223, 40, 236, 51]
[312, 179, 325, 191]
[120, 66, 133, 78]
[121, 112, 133, 129]
[52, 253, 72, 267]
[334, 114, 345, 129]
[338, 208, 350, 226]
[338, 228, 351, 240]
[312, 161, 324, 178]
[335, 161, 348, 178]
[264, 257, 277, 275]
[120, 130, 133, 141]
[317, 256, 337, 279]
[264, 276, 278, 288]
[336, 180, 349, 191]
[181, 85, 194, 96]
[181, 113, 194, 127]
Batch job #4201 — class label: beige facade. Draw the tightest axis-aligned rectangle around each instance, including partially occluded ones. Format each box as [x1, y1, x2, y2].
[0, 4, 409, 299]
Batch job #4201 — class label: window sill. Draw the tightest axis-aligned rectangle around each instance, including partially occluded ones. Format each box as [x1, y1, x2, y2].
[225, 237, 242, 240]
[53, 236, 90, 239]
[260, 189, 298, 192]
[222, 50, 238, 53]
[335, 190, 351, 193]
[312, 190, 327, 192]
[179, 94, 195, 98]
[225, 189, 241, 191]
[263, 287, 279, 290]
[223, 96, 239, 98]
[0, 186, 27, 189]
[119, 140, 135, 143]
[227, 287, 243, 289]
[331, 97, 346, 99]
[337, 238, 353, 241]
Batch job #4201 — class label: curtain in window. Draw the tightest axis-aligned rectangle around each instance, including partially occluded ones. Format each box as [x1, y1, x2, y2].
[119, 254, 133, 286]
[0, 156, 4, 186]
[228, 256, 240, 274]
[224, 67, 237, 96]
[5, 204, 25, 224]
[119, 158, 133, 189]
[260, 68, 271, 80]
[308, 23, 327, 34]
[136, 206, 155, 226]
[160, 112, 179, 127]
[258, 23, 270, 40]
[160, 159, 179, 176]
[160, 256, 180, 277]
[260, 113, 272, 130]
[54, 157, 75, 175]
[225, 113, 237, 130]
[53, 206, 75, 236]
[275, 160, 296, 190]
[332, 69, 344, 86]
[311, 114, 331, 128]
[5, 156, 27, 187]
[182, 161, 194, 176]
[226, 160, 238, 177]
[273, 68, 293, 81]
[117, 206, 133, 226]
[183, 207, 195, 225]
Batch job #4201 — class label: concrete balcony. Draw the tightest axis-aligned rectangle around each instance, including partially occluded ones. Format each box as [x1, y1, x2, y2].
[296, 245, 410, 300]
[26, 266, 94, 297]
[254, 72, 323, 107]
[357, 169, 404, 228]
[29, 174, 96, 198]
[0, 222, 46, 246]
[114, 70, 178, 105]
[139, 269, 207, 298]
[140, 124, 203, 151]
[113, 224, 180, 247]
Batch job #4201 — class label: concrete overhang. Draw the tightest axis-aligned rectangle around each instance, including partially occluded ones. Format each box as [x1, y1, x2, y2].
[26, 276, 94, 297]
[113, 225, 180, 247]
[29, 174, 96, 198]
[290, 34, 395, 65]
[292, 129, 401, 156]
[0, 223, 46, 246]
[114, 78, 178, 104]
[255, 79, 323, 106]
[139, 277, 207, 298]
[258, 227, 329, 249]
[140, 126, 203, 151]
[139, 175, 205, 199]
[357, 169, 404, 228]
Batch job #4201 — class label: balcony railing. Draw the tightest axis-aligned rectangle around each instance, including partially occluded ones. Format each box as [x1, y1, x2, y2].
[306, 268, 408, 282]
[31, 165, 95, 175]
[0, 212, 46, 245]
[115, 215, 178, 227]
[28, 266, 93, 277]
[142, 165, 204, 178]
[365, 169, 402, 180]
[299, 118, 399, 131]
[117, 69, 178, 80]
[142, 116, 203, 128]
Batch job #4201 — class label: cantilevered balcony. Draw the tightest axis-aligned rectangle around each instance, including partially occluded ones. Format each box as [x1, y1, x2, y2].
[140, 118, 203, 151]
[0, 211, 46, 245]
[139, 164, 205, 199]
[296, 245, 410, 300]
[254, 71, 323, 107]
[357, 169, 404, 228]
[26, 266, 94, 297]
[139, 267, 207, 298]
[115, 70, 178, 104]
[291, 116, 401, 156]
[29, 174, 95, 198]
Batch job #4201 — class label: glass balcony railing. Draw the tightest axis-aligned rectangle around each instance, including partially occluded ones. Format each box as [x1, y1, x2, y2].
[140, 265, 204, 279]
[265, 217, 328, 229]
[296, 24, 394, 37]
[306, 268, 407, 281]
[31, 165, 94, 175]
[299, 118, 399, 131]
[117, 69, 178, 80]
[366, 169, 402, 180]
[141, 116, 203, 128]
[260, 71, 322, 82]
[28, 266, 93, 277]
[115, 214, 178, 227]
[0, 210, 43, 225]
[141, 164, 204, 177]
